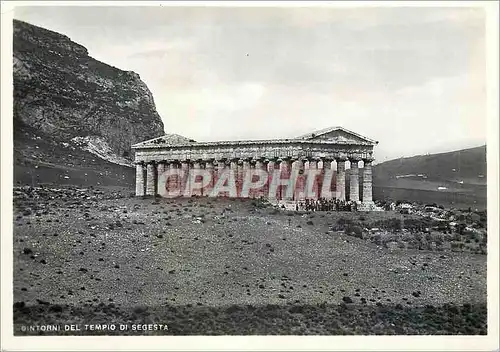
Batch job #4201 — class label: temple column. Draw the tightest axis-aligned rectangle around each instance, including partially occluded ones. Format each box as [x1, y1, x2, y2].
[247, 159, 256, 198]
[230, 158, 239, 198]
[156, 161, 166, 195]
[205, 159, 215, 196]
[215, 159, 227, 197]
[317, 158, 324, 199]
[176, 162, 182, 194]
[254, 158, 266, 198]
[217, 159, 226, 176]
[336, 156, 347, 201]
[181, 160, 190, 197]
[157, 161, 166, 176]
[241, 158, 251, 198]
[168, 162, 179, 196]
[276, 158, 283, 200]
[234, 159, 242, 197]
[191, 160, 202, 196]
[279, 157, 293, 201]
[362, 157, 374, 203]
[146, 162, 156, 196]
[293, 159, 305, 201]
[135, 163, 145, 196]
[307, 158, 319, 200]
[349, 157, 360, 202]
[267, 158, 278, 200]
[261, 158, 270, 199]
[321, 158, 334, 200]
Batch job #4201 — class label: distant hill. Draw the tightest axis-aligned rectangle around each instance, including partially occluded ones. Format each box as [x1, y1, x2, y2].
[373, 145, 486, 184]
[372, 145, 487, 209]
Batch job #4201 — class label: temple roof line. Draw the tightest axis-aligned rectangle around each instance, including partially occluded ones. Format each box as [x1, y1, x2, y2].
[131, 126, 378, 149]
[133, 133, 197, 146]
[296, 126, 378, 144]
[132, 138, 375, 149]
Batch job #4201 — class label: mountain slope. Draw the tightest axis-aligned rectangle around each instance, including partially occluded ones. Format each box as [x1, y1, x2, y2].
[13, 19, 165, 161]
[14, 121, 135, 188]
[372, 145, 487, 209]
[373, 145, 486, 184]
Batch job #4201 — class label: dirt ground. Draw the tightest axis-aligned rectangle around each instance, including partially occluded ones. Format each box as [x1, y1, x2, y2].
[12, 186, 487, 335]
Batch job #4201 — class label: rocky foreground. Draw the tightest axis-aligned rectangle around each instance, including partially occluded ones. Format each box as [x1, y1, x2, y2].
[12, 186, 487, 335]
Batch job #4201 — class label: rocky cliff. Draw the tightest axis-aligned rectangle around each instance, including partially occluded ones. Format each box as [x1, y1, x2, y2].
[13, 19, 165, 161]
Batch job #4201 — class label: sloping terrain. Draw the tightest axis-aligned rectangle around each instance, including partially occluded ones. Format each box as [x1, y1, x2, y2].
[13, 190, 486, 335]
[373, 146, 487, 209]
[373, 146, 486, 183]
[14, 121, 135, 188]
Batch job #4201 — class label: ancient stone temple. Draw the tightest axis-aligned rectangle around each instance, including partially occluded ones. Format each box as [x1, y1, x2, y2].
[132, 126, 378, 208]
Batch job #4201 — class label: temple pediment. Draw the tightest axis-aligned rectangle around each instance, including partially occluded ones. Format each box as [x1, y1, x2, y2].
[132, 134, 197, 148]
[296, 126, 378, 145]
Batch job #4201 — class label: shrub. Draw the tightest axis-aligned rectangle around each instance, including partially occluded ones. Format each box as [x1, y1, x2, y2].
[451, 242, 464, 251]
[374, 218, 402, 232]
[342, 296, 353, 304]
[289, 306, 305, 314]
[347, 225, 363, 238]
[337, 217, 351, 226]
[407, 240, 420, 249]
[388, 218, 402, 232]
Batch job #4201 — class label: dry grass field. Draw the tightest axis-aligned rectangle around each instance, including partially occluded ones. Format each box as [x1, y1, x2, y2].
[12, 185, 487, 335]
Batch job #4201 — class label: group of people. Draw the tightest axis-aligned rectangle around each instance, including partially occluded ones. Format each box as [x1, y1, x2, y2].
[292, 198, 358, 212]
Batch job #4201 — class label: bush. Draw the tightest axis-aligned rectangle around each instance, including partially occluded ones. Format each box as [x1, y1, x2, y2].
[372, 234, 382, 245]
[337, 217, 351, 226]
[434, 237, 443, 246]
[407, 239, 420, 249]
[342, 296, 353, 304]
[374, 218, 402, 232]
[388, 218, 402, 232]
[347, 225, 363, 238]
[451, 242, 464, 251]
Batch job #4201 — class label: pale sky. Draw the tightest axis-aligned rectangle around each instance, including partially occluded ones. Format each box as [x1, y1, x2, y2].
[13, 6, 487, 162]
